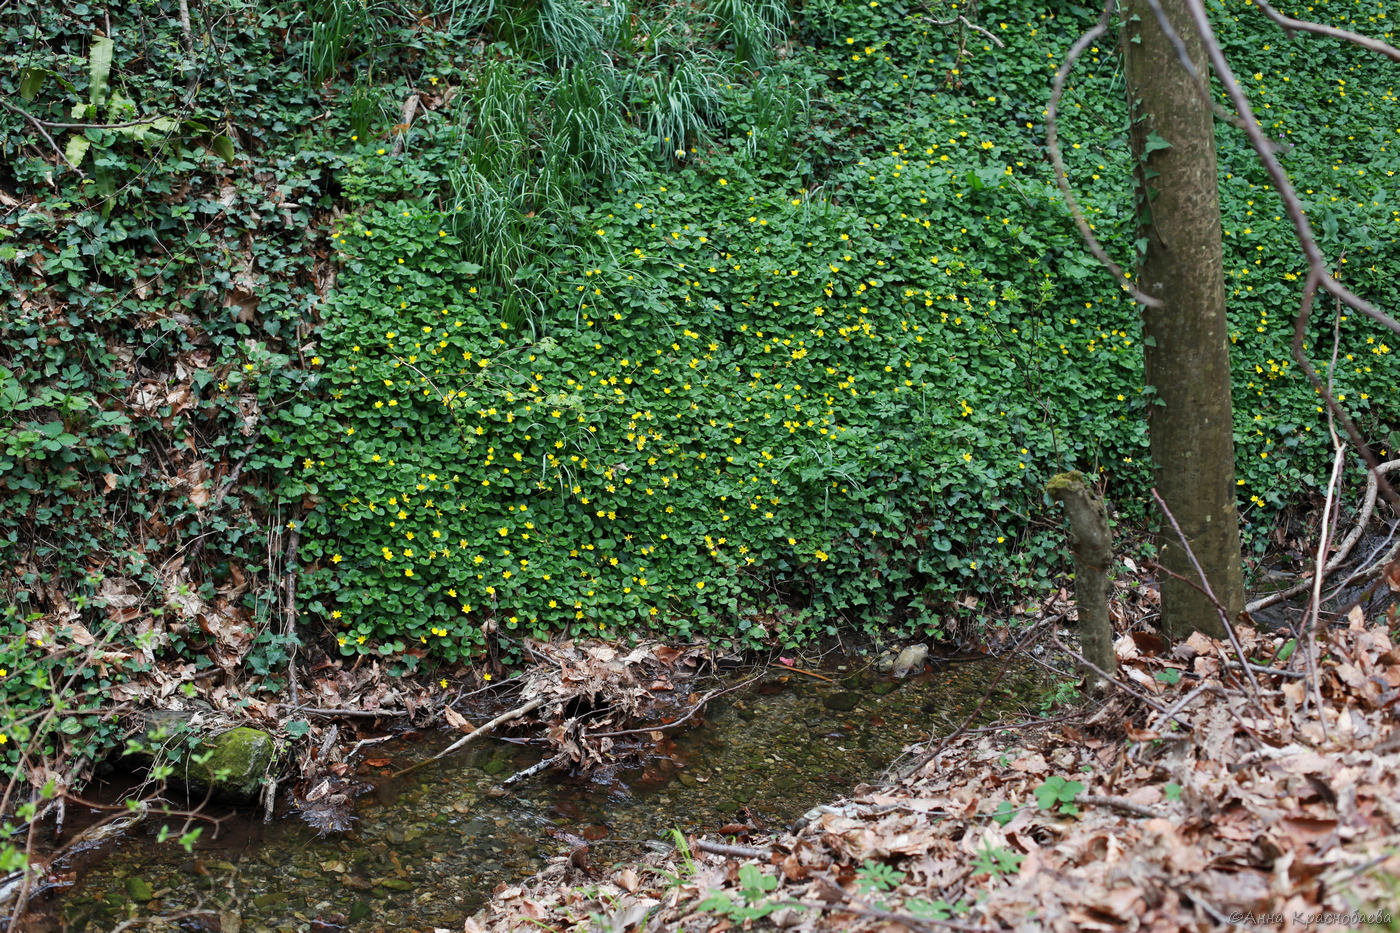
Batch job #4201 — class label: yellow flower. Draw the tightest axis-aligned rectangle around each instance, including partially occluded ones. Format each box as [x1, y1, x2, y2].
[331, 554, 342, 563]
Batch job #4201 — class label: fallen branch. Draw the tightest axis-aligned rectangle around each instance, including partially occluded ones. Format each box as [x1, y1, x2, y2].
[503, 754, 561, 787]
[393, 696, 547, 777]
[282, 705, 410, 719]
[1246, 459, 1400, 614]
[694, 839, 772, 859]
[592, 673, 763, 739]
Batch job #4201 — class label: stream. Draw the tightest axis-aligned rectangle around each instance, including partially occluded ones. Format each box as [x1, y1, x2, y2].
[34, 655, 1044, 932]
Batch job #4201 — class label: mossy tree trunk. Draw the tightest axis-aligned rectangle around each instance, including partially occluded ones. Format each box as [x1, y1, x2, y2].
[1047, 472, 1117, 686]
[1124, 0, 1244, 640]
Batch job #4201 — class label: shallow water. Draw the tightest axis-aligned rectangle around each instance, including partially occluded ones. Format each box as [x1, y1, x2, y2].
[37, 656, 1042, 932]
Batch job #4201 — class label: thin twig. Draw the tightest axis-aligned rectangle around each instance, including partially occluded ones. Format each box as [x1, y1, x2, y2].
[211, 429, 262, 510]
[1247, 459, 1400, 613]
[592, 674, 763, 739]
[1223, 662, 1306, 680]
[1048, 631, 1179, 722]
[1150, 681, 1213, 732]
[1290, 271, 1400, 513]
[1307, 437, 1348, 631]
[0, 97, 82, 174]
[776, 664, 835, 683]
[1150, 488, 1266, 708]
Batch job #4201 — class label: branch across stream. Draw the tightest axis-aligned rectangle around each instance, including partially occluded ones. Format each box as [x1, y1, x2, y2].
[32, 653, 1046, 932]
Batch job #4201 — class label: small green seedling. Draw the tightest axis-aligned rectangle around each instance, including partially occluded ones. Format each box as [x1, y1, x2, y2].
[971, 839, 1024, 878]
[1034, 776, 1084, 815]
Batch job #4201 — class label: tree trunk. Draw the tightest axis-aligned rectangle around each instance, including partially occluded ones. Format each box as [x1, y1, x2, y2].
[1124, 0, 1244, 640]
[1046, 471, 1117, 686]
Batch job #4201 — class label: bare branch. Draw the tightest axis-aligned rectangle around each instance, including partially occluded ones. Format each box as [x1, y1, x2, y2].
[1182, 0, 1400, 341]
[1150, 488, 1266, 706]
[1243, 460, 1400, 613]
[1249, 0, 1400, 61]
[0, 97, 83, 174]
[959, 16, 1003, 49]
[592, 672, 763, 739]
[1046, 1, 1162, 307]
[1289, 271, 1400, 515]
[694, 839, 772, 859]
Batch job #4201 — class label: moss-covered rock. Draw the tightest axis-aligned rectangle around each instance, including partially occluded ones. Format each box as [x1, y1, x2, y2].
[124, 876, 154, 903]
[181, 727, 275, 801]
[127, 712, 277, 803]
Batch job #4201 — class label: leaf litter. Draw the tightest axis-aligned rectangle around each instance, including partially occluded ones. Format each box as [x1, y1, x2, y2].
[460, 610, 1400, 932]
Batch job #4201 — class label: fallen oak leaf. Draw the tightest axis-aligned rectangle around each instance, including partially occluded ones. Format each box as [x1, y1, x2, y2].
[444, 707, 475, 733]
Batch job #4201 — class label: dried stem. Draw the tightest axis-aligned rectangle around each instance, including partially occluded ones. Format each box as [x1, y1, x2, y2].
[1150, 488, 1265, 708]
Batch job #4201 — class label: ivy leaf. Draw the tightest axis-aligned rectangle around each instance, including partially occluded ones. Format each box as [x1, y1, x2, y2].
[212, 134, 237, 165]
[19, 67, 48, 101]
[1141, 130, 1171, 158]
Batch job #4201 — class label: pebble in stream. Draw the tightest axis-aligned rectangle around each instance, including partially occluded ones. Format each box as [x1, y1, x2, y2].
[37, 659, 1045, 932]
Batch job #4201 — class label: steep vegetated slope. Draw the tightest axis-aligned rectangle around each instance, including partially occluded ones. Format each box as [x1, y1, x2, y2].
[2, 0, 1398, 774]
